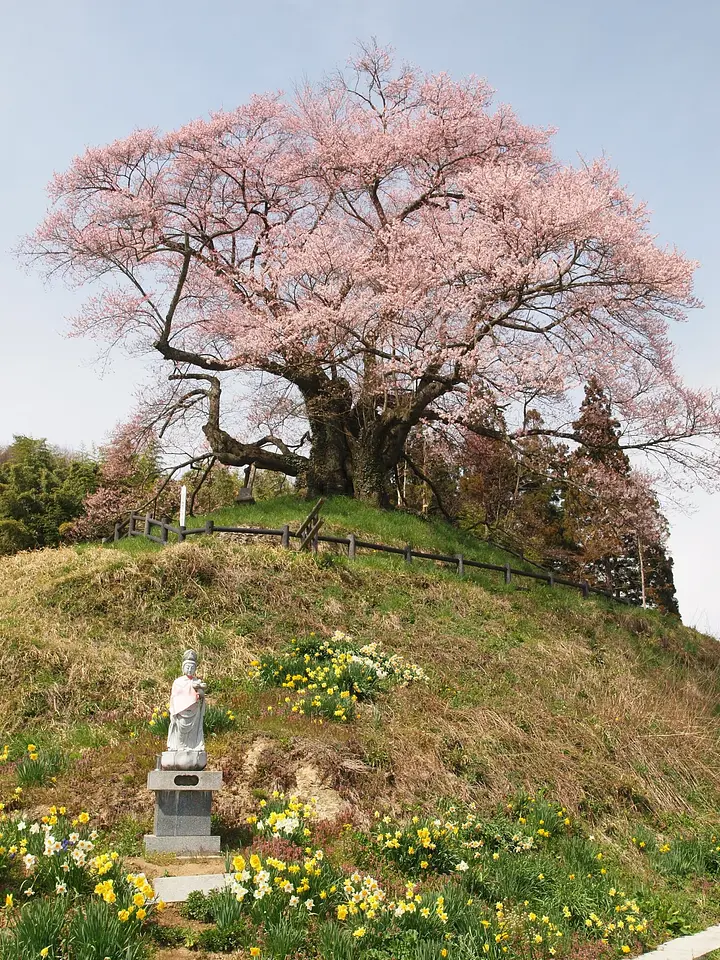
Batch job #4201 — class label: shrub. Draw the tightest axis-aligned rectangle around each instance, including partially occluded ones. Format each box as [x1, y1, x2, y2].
[0, 437, 98, 553]
[196, 922, 248, 953]
[146, 923, 192, 947]
[180, 889, 214, 923]
[0, 518, 34, 556]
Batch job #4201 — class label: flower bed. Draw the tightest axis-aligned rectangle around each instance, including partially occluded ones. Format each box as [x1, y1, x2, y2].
[0, 806, 164, 959]
[250, 631, 428, 723]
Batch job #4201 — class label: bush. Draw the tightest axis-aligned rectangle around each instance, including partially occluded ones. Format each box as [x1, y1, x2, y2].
[196, 922, 248, 953]
[146, 923, 193, 947]
[180, 889, 214, 923]
[0, 437, 98, 553]
[0, 518, 34, 556]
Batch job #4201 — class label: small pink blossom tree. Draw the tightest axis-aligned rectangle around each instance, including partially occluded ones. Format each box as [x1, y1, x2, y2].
[27, 44, 720, 504]
[67, 425, 179, 539]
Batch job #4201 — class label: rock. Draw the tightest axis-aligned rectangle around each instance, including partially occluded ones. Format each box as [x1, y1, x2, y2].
[294, 761, 351, 821]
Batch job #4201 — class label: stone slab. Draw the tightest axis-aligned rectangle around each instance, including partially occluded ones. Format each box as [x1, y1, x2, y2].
[154, 789, 213, 837]
[144, 834, 221, 855]
[148, 769, 222, 791]
[636, 924, 720, 959]
[153, 872, 233, 903]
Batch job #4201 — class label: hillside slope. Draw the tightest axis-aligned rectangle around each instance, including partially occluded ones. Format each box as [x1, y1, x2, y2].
[1, 500, 718, 829]
[2, 503, 720, 957]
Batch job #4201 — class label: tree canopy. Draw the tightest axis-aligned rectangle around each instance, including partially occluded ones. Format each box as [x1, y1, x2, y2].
[27, 44, 720, 504]
[0, 437, 98, 555]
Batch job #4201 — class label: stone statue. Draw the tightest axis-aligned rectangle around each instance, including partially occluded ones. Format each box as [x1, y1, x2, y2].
[161, 649, 207, 771]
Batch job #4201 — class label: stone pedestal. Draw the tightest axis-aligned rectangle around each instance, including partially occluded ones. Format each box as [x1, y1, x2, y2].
[144, 768, 222, 855]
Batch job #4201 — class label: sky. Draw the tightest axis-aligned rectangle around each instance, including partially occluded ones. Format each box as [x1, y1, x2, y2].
[1, 0, 719, 632]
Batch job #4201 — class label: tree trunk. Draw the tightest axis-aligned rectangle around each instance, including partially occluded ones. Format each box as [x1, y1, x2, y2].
[303, 388, 353, 498]
[304, 428, 353, 497]
[345, 420, 410, 506]
[637, 534, 647, 608]
[350, 447, 392, 505]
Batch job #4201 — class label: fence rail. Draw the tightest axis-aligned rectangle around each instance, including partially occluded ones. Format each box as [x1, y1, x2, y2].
[114, 507, 632, 606]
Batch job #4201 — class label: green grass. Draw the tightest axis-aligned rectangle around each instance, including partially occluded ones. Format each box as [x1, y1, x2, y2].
[110, 495, 608, 617]
[118, 494, 529, 567]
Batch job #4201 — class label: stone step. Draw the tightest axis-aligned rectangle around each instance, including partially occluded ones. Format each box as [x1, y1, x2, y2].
[635, 925, 720, 960]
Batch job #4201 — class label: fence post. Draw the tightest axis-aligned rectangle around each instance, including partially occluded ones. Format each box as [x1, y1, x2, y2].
[404, 544, 413, 564]
[312, 532, 319, 556]
[281, 524, 290, 548]
[205, 519, 214, 537]
[348, 533, 356, 560]
[456, 554, 464, 577]
[161, 518, 169, 545]
[178, 525, 186, 544]
[582, 581, 589, 599]
[504, 563, 512, 585]
[128, 512, 136, 537]
[144, 513, 151, 538]
[114, 523, 121, 542]
[548, 572, 554, 588]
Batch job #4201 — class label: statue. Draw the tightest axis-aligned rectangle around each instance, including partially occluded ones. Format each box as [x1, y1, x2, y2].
[161, 649, 208, 771]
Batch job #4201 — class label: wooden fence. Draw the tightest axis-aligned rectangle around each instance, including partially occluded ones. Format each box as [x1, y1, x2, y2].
[113, 505, 634, 607]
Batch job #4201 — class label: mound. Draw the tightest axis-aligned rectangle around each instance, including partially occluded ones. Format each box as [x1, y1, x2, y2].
[1, 531, 718, 827]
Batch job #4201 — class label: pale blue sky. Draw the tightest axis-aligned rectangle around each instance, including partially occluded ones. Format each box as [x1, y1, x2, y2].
[1, 0, 719, 631]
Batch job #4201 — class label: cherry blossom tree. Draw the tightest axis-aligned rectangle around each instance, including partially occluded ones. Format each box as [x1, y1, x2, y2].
[27, 44, 720, 504]
[67, 426, 178, 540]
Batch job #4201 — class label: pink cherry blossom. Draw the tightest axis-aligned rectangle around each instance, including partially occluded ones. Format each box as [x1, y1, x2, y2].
[25, 42, 719, 502]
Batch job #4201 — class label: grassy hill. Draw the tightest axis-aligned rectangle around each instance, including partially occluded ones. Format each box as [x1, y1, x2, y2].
[1, 497, 719, 957]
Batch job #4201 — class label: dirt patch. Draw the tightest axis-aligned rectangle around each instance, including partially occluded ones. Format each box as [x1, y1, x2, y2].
[125, 855, 226, 879]
[213, 735, 360, 828]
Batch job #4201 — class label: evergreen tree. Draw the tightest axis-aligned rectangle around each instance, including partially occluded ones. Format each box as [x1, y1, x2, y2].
[0, 437, 98, 554]
[564, 380, 678, 613]
[572, 378, 630, 473]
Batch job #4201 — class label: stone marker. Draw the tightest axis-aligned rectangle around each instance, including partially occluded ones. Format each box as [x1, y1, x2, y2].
[153, 872, 232, 903]
[144, 650, 222, 855]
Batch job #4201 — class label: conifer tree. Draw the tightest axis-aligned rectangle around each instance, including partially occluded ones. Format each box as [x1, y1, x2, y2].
[564, 379, 678, 613]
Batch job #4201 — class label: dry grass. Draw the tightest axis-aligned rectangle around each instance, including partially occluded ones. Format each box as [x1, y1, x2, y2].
[0, 538, 719, 834]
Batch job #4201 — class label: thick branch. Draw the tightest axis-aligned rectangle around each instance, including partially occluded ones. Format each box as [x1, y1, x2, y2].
[169, 372, 309, 476]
